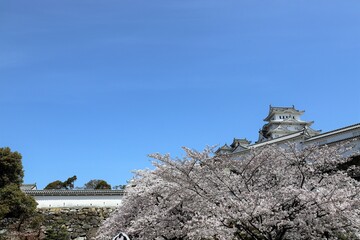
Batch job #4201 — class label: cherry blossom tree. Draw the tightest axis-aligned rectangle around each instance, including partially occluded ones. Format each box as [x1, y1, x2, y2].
[97, 142, 360, 240]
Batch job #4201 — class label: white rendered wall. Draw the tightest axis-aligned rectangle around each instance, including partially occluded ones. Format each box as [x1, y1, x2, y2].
[34, 195, 123, 208]
[305, 128, 360, 157]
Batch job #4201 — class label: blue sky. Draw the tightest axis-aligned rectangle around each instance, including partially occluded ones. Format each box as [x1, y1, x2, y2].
[1, 0, 359, 189]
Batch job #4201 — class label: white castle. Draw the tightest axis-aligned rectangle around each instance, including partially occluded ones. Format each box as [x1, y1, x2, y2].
[24, 105, 360, 208]
[216, 105, 360, 157]
[257, 105, 320, 142]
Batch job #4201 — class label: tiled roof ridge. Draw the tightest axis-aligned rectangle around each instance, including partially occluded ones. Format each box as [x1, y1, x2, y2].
[270, 105, 295, 110]
[306, 122, 360, 140]
[24, 189, 125, 196]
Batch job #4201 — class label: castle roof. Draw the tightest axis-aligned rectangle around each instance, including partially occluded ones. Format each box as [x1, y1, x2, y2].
[217, 122, 359, 156]
[20, 183, 37, 190]
[305, 123, 360, 142]
[215, 144, 233, 154]
[215, 105, 359, 156]
[219, 144, 231, 150]
[264, 105, 304, 122]
[230, 138, 251, 148]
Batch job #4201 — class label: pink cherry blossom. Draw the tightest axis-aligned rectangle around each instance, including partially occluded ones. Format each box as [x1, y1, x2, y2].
[97, 142, 360, 240]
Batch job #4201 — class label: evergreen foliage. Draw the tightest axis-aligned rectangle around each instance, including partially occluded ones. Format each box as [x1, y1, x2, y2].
[45, 225, 70, 240]
[44, 180, 64, 189]
[0, 147, 24, 188]
[0, 147, 38, 232]
[63, 175, 77, 189]
[84, 179, 111, 189]
[44, 175, 77, 189]
[0, 184, 37, 219]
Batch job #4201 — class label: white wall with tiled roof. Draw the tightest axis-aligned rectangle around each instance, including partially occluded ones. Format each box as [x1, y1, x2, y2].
[219, 123, 360, 158]
[24, 190, 124, 208]
[304, 123, 360, 157]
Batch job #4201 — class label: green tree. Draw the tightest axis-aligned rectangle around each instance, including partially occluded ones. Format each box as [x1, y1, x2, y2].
[0, 184, 37, 219]
[95, 180, 111, 189]
[0, 147, 24, 188]
[63, 175, 77, 189]
[44, 175, 77, 189]
[45, 225, 69, 240]
[44, 180, 64, 189]
[0, 147, 38, 231]
[84, 179, 111, 189]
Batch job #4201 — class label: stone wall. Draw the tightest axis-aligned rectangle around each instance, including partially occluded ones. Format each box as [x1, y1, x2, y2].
[40, 207, 115, 240]
[0, 207, 115, 240]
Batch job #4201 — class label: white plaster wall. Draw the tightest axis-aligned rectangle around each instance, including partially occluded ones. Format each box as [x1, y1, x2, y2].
[34, 195, 123, 208]
[305, 129, 360, 157]
[274, 114, 300, 121]
[306, 129, 360, 146]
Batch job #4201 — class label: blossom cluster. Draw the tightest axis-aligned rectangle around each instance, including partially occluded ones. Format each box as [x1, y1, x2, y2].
[97, 143, 360, 240]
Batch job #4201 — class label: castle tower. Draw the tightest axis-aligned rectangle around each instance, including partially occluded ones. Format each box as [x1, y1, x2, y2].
[257, 105, 320, 143]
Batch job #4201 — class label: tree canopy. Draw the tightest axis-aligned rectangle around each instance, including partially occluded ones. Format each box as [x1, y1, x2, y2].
[44, 175, 77, 190]
[0, 147, 37, 224]
[84, 179, 111, 189]
[0, 147, 24, 188]
[44, 180, 64, 190]
[0, 184, 37, 219]
[97, 143, 360, 240]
